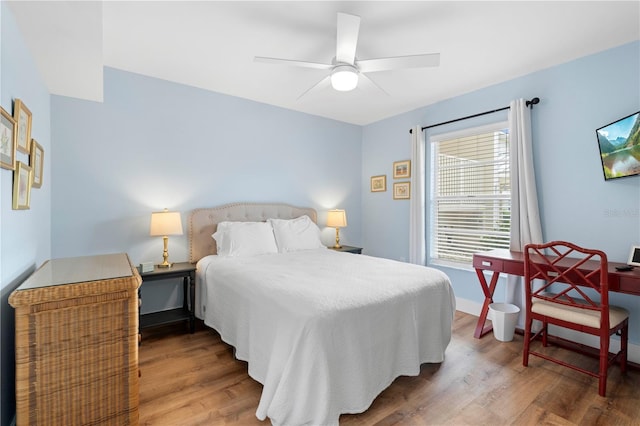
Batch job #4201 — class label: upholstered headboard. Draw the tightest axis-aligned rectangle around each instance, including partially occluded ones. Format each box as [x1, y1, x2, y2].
[188, 202, 318, 263]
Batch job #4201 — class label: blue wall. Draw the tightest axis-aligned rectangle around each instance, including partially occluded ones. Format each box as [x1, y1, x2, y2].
[0, 4, 52, 425]
[362, 40, 640, 339]
[51, 67, 363, 313]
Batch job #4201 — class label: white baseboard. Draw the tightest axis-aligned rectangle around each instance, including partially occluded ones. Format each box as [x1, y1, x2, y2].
[455, 296, 640, 364]
[455, 297, 483, 317]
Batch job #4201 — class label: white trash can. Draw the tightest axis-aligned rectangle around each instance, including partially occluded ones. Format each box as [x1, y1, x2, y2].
[488, 303, 520, 342]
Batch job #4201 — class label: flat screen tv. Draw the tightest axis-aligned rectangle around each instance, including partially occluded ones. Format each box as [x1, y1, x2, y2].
[596, 111, 640, 180]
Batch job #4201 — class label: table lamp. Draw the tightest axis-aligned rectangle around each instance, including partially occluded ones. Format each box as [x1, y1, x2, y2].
[150, 209, 183, 268]
[327, 209, 347, 249]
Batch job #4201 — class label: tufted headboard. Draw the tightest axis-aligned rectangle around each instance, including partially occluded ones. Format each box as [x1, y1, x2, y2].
[188, 202, 318, 263]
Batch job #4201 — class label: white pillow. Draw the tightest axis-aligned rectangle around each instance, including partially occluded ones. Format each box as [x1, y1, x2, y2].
[268, 215, 325, 253]
[212, 221, 233, 256]
[212, 221, 278, 257]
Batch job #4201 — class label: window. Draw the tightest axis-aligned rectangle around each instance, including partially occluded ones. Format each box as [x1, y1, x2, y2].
[429, 122, 510, 266]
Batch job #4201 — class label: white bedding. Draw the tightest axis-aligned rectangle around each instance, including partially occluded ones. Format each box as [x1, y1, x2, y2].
[196, 249, 455, 425]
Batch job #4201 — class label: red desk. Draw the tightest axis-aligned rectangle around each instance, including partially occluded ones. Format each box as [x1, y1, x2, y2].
[472, 249, 640, 339]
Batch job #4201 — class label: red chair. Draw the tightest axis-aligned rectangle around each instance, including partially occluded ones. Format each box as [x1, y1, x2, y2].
[522, 241, 628, 397]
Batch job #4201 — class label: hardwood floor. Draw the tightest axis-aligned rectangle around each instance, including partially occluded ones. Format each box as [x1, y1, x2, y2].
[138, 312, 640, 425]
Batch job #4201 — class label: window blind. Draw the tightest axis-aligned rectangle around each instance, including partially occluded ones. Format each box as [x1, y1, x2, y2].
[431, 124, 510, 265]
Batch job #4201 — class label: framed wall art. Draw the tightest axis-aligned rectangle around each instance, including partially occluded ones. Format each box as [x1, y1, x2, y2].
[13, 161, 32, 210]
[393, 181, 411, 200]
[14, 99, 32, 154]
[1, 106, 17, 170]
[393, 160, 411, 179]
[370, 175, 387, 192]
[30, 139, 44, 188]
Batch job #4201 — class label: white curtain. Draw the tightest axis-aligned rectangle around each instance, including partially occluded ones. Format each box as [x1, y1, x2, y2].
[409, 126, 426, 265]
[506, 99, 543, 324]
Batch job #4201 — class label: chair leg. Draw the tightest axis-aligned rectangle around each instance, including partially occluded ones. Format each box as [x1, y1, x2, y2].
[523, 316, 532, 367]
[542, 321, 548, 347]
[599, 333, 609, 397]
[621, 321, 628, 374]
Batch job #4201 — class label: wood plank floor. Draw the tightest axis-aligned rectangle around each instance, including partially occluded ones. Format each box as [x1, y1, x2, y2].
[138, 312, 640, 425]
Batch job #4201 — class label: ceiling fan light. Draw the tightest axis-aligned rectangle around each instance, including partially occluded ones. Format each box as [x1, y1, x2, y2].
[331, 66, 358, 91]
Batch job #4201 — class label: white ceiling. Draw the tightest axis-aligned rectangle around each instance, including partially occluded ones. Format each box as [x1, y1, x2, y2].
[8, 1, 640, 125]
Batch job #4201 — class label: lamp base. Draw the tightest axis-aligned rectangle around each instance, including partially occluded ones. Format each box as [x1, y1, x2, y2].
[333, 228, 342, 249]
[157, 236, 173, 268]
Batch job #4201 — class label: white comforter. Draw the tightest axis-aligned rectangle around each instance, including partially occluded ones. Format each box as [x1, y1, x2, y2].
[196, 249, 455, 426]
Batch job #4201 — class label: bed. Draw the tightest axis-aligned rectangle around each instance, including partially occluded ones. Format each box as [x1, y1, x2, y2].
[189, 203, 456, 425]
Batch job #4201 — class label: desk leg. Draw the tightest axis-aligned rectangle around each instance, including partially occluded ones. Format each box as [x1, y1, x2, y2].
[474, 268, 501, 339]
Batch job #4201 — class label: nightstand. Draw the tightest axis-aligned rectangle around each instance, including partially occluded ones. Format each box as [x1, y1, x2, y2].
[138, 262, 197, 333]
[329, 245, 362, 254]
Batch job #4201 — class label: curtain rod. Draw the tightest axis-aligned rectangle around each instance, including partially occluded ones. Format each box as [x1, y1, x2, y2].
[409, 97, 540, 134]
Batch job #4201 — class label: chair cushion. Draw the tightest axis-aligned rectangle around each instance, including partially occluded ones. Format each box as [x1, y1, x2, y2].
[532, 297, 629, 329]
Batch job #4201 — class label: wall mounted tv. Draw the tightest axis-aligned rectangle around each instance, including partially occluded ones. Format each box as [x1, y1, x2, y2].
[596, 111, 640, 180]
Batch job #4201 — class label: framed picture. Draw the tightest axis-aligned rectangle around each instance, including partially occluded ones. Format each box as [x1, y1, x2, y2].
[371, 175, 387, 192]
[14, 99, 32, 154]
[30, 139, 44, 188]
[393, 181, 411, 200]
[1, 107, 17, 170]
[393, 160, 411, 179]
[628, 246, 640, 267]
[13, 161, 32, 210]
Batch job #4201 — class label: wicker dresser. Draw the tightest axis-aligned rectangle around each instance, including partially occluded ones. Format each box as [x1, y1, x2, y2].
[9, 253, 142, 426]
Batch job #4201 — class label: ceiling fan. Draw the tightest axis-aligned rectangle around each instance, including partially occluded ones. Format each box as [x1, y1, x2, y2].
[254, 12, 440, 98]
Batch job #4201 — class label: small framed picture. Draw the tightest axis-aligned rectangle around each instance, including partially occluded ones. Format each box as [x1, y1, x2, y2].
[14, 99, 32, 154]
[1, 107, 17, 170]
[393, 181, 411, 200]
[30, 139, 44, 188]
[13, 161, 32, 210]
[371, 175, 387, 192]
[628, 246, 640, 267]
[393, 160, 411, 179]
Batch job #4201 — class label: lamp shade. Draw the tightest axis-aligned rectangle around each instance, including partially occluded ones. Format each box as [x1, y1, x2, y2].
[150, 210, 183, 236]
[327, 209, 347, 228]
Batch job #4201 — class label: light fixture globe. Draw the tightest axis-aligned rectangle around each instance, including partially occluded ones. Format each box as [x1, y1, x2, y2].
[330, 65, 358, 91]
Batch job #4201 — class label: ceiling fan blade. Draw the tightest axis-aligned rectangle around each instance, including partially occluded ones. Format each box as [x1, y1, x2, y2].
[297, 75, 331, 100]
[336, 12, 360, 65]
[254, 56, 333, 70]
[358, 73, 389, 96]
[357, 53, 440, 73]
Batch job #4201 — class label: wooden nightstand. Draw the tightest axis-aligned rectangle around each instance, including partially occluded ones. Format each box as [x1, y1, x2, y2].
[138, 262, 197, 333]
[329, 245, 363, 254]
